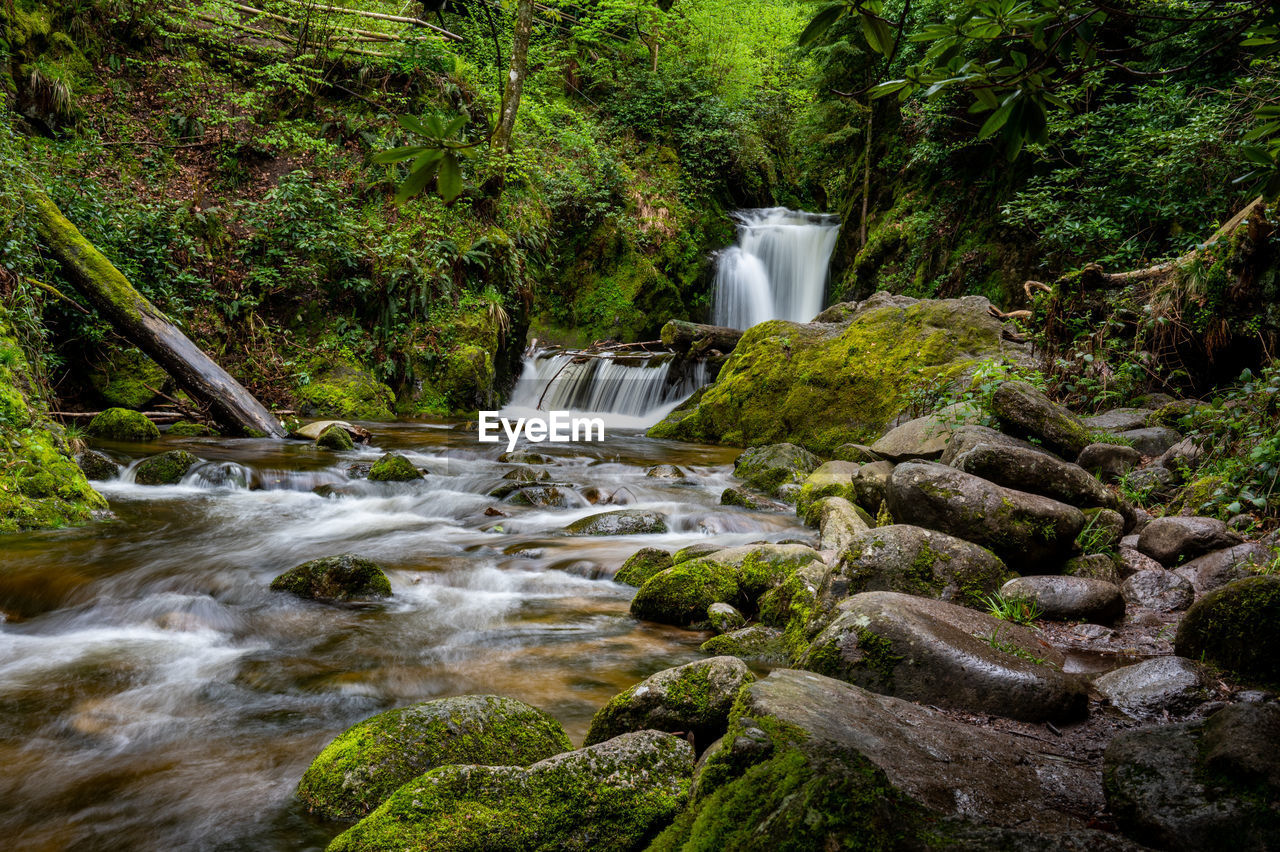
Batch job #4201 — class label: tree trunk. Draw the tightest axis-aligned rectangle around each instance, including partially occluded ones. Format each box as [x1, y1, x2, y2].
[492, 0, 534, 154]
[661, 320, 743, 356]
[26, 188, 285, 438]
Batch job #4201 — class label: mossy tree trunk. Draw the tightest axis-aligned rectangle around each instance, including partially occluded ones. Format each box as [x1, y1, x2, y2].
[25, 187, 285, 438]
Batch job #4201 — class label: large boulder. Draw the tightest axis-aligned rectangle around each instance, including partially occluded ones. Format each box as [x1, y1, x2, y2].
[794, 460, 861, 516]
[76, 449, 119, 481]
[1077, 442, 1144, 483]
[885, 461, 1085, 571]
[1174, 576, 1280, 681]
[650, 669, 1128, 851]
[298, 694, 572, 821]
[807, 495, 871, 553]
[731, 443, 821, 496]
[583, 657, 754, 749]
[295, 360, 395, 421]
[133, 450, 200, 486]
[87, 347, 172, 410]
[800, 591, 1086, 722]
[816, 525, 1009, 625]
[648, 296, 1015, 454]
[952, 443, 1116, 510]
[630, 561, 740, 627]
[1000, 575, 1125, 624]
[848, 459, 895, 514]
[1137, 516, 1243, 567]
[870, 404, 977, 462]
[1121, 569, 1194, 612]
[316, 424, 355, 451]
[86, 407, 160, 442]
[269, 554, 392, 603]
[938, 423, 1040, 466]
[1174, 543, 1274, 594]
[989, 381, 1092, 459]
[1114, 426, 1183, 457]
[613, 548, 673, 586]
[328, 730, 693, 852]
[1084, 408, 1155, 432]
[564, 509, 668, 536]
[1094, 657, 1211, 720]
[1104, 703, 1280, 851]
[367, 453, 422, 482]
[699, 626, 789, 665]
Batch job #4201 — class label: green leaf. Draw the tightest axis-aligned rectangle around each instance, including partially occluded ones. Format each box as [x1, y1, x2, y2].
[859, 12, 894, 56]
[397, 115, 431, 136]
[799, 5, 844, 47]
[977, 102, 1013, 140]
[412, 148, 445, 171]
[437, 152, 463, 203]
[395, 159, 439, 203]
[372, 145, 430, 164]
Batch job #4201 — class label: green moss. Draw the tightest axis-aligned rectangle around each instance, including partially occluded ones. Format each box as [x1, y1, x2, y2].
[367, 453, 421, 482]
[270, 554, 392, 602]
[630, 561, 741, 627]
[296, 360, 395, 421]
[133, 450, 199, 485]
[615, 547, 674, 586]
[87, 347, 170, 410]
[168, 421, 217, 437]
[316, 424, 355, 451]
[86, 407, 160, 442]
[1175, 576, 1280, 683]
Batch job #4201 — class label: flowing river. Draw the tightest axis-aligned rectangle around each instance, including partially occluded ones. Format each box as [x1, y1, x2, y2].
[0, 421, 809, 851]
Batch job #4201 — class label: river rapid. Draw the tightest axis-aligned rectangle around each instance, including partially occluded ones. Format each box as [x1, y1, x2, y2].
[0, 421, 809, 851]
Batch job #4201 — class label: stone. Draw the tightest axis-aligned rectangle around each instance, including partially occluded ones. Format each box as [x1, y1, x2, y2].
[830, 443, 880, 463]
[499, 451, 552, 464]
[502, 466, 550, 482]
[1114, 426, 1183, 457]
[76, 449, 119, 481]
[295, 361, 395, 420]
[699, 626, 789, 665]
[870, 405, 976, 461]
[269, 554, 392, 603]
[939, 423, 1041, 466]
[1138, 516, 1243, 567]
[133, 450, 199, 485]
[651, 669, 1115, 851]
[794, 460, 861, 516]
[298, 694, 572, 821]
[367, 453, 422, 482]
[1118, 547, 1164, 578]
[291, 419, 363, 441]
[1104, 703, 1280, 851]
[86, 407, 160, 442]
[630, 561, 739, 627]
[672, 543, 721, 564]
[952, 442, 1117, 509]
[808, 496, 871, 553]
[707, 602, 746, 634]
[1079, 507, 1126, 553]
[816, 525, 1009, 625]
[1174, 543, 1274, 594]
[990, 380, 1092, 459]
[885, 461, 1085, 571]
[848, 459, 895, 514]
[1084, 408, 1156, 432]
[564, 509, 668, 536]
[1094, 657, 1211, 720]
[1125, 465, 1178, 501]
[505, 485, 574, 508]
[168, 420, 217, 437]
[1000, 575, 1125, 623]
[1121, 569, 1194, 612]
[583, 657, 754, 749]
[800, 591, 1086, 722]
[87, 347, 171, 410]
[645, 463, 686, 479]
[328, 730, 693, 852]
[1158, 438, 1203, 478]
[614, 548, 673, 586]
[732, 443, 821, 496]
[719, 487, 767, 509]
[315, 424, 354, 451]
[1175, 576, 1280, 681]
[1077, 442, 1144, 482]
[1064, 553, 1123, 584]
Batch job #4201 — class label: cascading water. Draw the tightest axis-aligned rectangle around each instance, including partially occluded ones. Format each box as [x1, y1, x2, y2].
[504, 351, 708, 429]
[712, 207, 840, 329]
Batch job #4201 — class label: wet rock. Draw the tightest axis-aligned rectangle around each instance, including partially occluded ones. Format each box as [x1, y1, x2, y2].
[499, 450, 552, 464]
[719, 486, 767, 509]
[699, 625, 788, 665]
[699, 544, 824, 600]
[707, 602, 746, 634]
[614, 548, 673, 587]
[327, 730, 691, 852]
[1094, 657, 1210, 720]
[1125, 465, 1178, 500]
[134, 450, 200, 485]
[830, 443, 880, 463]
[1118, 547, 1164, 579]
[870, 405, 977, 461]
[86, 407, 160, 442]
[1138, 516, 1243, 567]
[800, 591, 1085, 722]
[794, 460, 861, 516]
[1084, 408, 1156, 432]
[952, 443, 1117, 510]
[885, 461, 1085, 571]
[291, 419, 369, 443]
[645, 463, 686, 479]
[1175, 576, 1280, 681]
[653, 669, 1111, 851]
[1079, 507, 1126, 552]
[298, 694, 571, 822]
[269, 554, 392, 603]
[1121, 569, 1194, 612]
[816, 525, 1009, 624]
[315, 424, 354, 451]
[1104, 703, 1280, 851]
[345, 462, 371, 480]
[990, 380, 1092, 459]
[1158, 438, 1203, 479]
[806, 496, 871, 553]
[1077, 442, 1144, 482]
[630, 561, 739, 627]
[1114, 426, 1183, 457]
[502, 465, 549, 482]
[76, 450, 119, 481]
[87, 347, 171, 410]
[732, 443, 821, 496]
[1001, 575, 1125, 623]
[583, 657, 754, 749]
[168, 420, 217, 437]
[1174, 543, 1274, 594]
[367, 453, 422, 482]
[939, 424, 1041, 466]
[1064, 553, 1123, 584]
[506, 485, 574, 508]
[564, 508, 668, 536]
[848, 459, 895, 514]
[672, 543, 720, 564]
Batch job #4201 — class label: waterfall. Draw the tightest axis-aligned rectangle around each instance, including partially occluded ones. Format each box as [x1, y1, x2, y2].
[712, 208, 840, 329]
[504, 351, 708, 429]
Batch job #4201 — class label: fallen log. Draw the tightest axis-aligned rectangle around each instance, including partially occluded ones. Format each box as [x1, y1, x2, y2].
[660, 320, 743, 357]
[26, 188, 286, 438]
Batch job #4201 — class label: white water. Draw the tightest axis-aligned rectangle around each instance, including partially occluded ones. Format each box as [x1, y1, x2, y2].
[712, 207, 840, 329]
[504, 352, 708, 430]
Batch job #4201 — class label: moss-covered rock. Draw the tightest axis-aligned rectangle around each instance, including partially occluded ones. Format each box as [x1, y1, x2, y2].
[269, 554, 393, 603]
[367, 453, 421, 482]
[564, 509, 668, 536]
[133, 450, 199, 485]
[326, 730, 693, 852]
[403, 309, 507, 415]
[707, 602, 746, 633]
[614, 547, 673, 586]
[699, 626, 789, 665]
[316, 424, 355, 451]
[76, 449, 119, 481]
[167, 420, 217, 437]
[672, 543, 720, 564]
[794, 460, 862, 517]
[299, 694, 573, 822]
[296, 360, 395, 421]
[1174, 576, 1280, 682]
[731, 443, 821, 496]
[86, 407, 160, 442]
[990, 381, 1092, 460]
[630, 561, 741, 627]
[719, 487, 767, 509]
[87, 347, 171, 410]
[648, 295, 1012, 453]
[583, 657, 755, 749]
